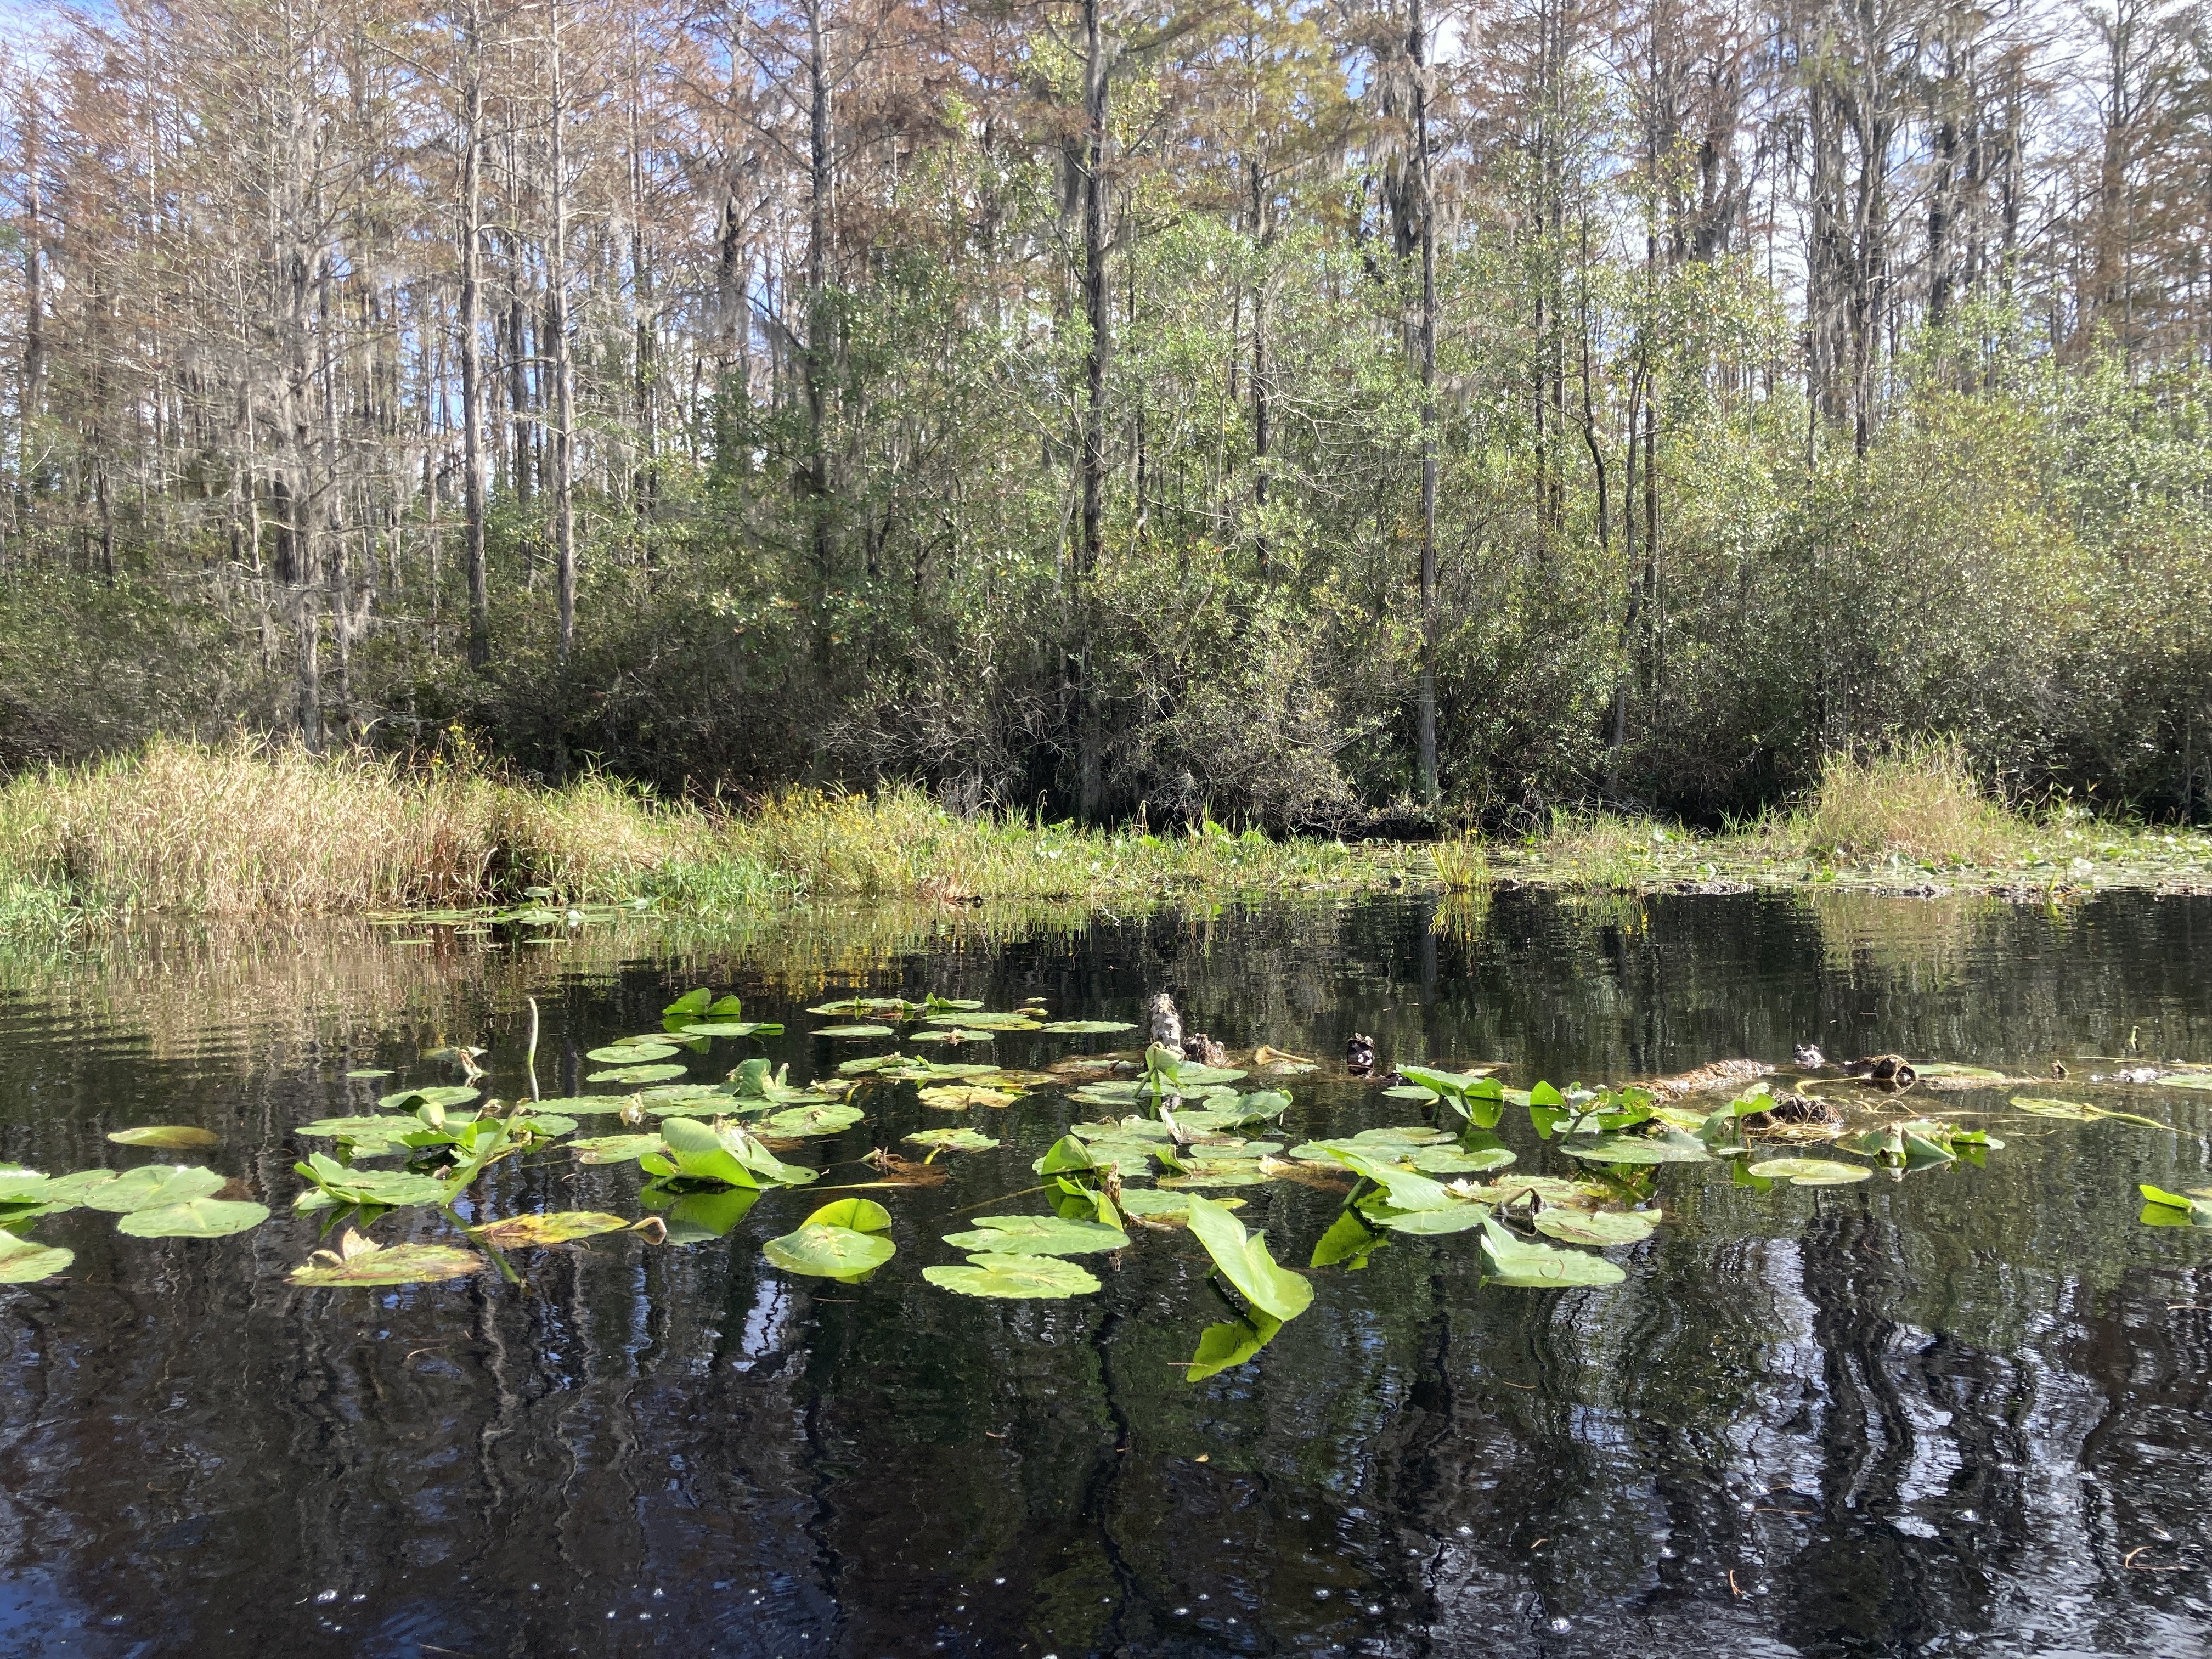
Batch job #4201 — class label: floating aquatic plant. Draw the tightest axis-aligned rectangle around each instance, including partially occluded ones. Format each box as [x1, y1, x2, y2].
[287, 1228, 487, 1287]
[764, 1199, 896, 1279]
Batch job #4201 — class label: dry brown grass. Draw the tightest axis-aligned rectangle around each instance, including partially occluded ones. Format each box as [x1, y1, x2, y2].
[0, 738, 713, 914]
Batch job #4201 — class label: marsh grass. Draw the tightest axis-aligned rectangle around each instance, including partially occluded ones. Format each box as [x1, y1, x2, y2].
[0, 744, 1418, 918]
[0, 738, 714, 915]
[1431, 833, 1490, 892]
[1779, 741, 2023, 866]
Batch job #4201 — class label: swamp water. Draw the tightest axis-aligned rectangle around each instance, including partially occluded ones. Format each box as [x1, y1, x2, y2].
[1, 889, 2209, 1658]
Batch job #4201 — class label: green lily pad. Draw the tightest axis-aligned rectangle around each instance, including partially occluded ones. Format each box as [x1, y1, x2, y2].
[1560, 1131, 1712, 1166]
[1479, 1218, 1627, 1288]
[1184, 1194, 1312, 1321]
[1186, 1311, 1283, 1381]
[471, 1211, 633, 1248]
[814, 1024, 896, 1038]
[292, 1154, 453, 1211]
[923, 1252, 1102, 1299]
[1407, 1146, 1517, 1175]
[924, 1011, 1042, 1031]
[1533, 1208, 1659, 1246]
[760, 1104, 865, 1137]
[1308, 1210, 1385, 1268]
[586, 1063, 690, 1085]
[1116, 1188, 1243, 1219]
[1037, 1019, 1137, 1034]
[641, 1184, 760, 1242]
[344, 1069, 392, 1079]
[70, 1165, 227, 1214]
[296, 1115, 430, 1143]
[287, 1231, 487, 1286]
[1370, 1203, 1491, 1235]
[942, 1214, 1130, 1256]
[106, 1126, 221, 1149]
[2157, 1071, 2212, 1090]
[377, 1085, 480, 1112]
[910, 1028, 996, 1044]
[763, 1199, 896, 1279]
[569, 1133, 667, 1164]
[677, 1021, 781, 1039]
[0, 1232, 73, 1282]
[587, 1041, 678, 1064]
[807, 997, 914, 1017]
[1746, 1156, 1873, 1186]
[903, 1128, 1000, 1154]
[1913, 1062, 2008, 1079]
[116, 1198, 270, 1238]
[1316, 1148, 1456, 1211]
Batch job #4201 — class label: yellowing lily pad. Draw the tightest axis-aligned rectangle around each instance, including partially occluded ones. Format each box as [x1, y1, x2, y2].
[286, 1230, 488, 1287]
[106, 1126, 221, 1149]
[0, 1232, 73, 1282]
[917, 1084, 1019, 1111]
[470, 1211, 634, 1248]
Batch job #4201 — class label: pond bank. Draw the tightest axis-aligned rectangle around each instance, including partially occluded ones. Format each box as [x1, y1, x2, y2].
[2, 740, 2206, 937]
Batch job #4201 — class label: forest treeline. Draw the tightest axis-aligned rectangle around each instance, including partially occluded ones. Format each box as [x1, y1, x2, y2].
[0, 0, 2207, 828]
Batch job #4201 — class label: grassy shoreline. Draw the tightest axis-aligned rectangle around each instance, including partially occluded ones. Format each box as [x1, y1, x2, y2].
[1, 741, 2207, 937]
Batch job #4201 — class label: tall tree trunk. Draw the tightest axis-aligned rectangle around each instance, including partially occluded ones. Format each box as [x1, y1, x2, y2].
[548, 0, 578, 664]
[1411, 0, 1439, 806]
[19, 95, 44, 508]
[804, 0, 835, 682]
[460, 0, 489, 668]
[1076, 0, 1111, 818]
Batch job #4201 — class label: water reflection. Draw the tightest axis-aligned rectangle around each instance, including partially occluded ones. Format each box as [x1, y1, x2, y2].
[0, 891, 2207, 1657]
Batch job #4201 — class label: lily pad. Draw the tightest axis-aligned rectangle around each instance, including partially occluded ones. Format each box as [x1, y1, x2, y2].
[923, 1252, 1102, 1299]
[917, 1084, 1020, 1111]
[116, 1198, 270, 1238]
[1913, 1062, 2008, 1080]
[1533, 1208, 1659, 1246]
[903, 1128, 1000, 1154]
[296, 1115, 432, 1144]
[470, 1211, 633, 1248]
[1184, 1194, 1312, 1321]
[1746, 1156, 1873, 1186]
[377, 1085, 480, 1112]
[1037, 1019, 1137, 1034]
[760, 1104, 865, 1137]
[0, 1232, 73, 1282]
[343, 1069, 393, 1079]
[926, 1012, 1042, 1031]
[292, 1155, 453, 1211]
[807, 997, 913, 1017]
[2011, 1096, 2171, 1130]
[2157, 1071, 2212, 1091]
[1117, 1188, 1244, 1220]
[286, 1229, 488, 1286]
[1560, 1131, 1712, 1166]
[587, 1041, 678, 1064]
[813, 1024, 896, 1038]
[910, 1028, 996, 1044]
[586, 1063, 690, 1085]
[764, 1200, 896, 1279]
[1318, 1148, 1456, 1211]
[676, 1021, 781, 1039]
[1187, 1311, 1284, 1381]
[1407, 1146, 1518, 1175]
[71, 1165, 227, 1214]
[106, 1126, 221, 1149]
[942, 1214, 1130, 1256]
[1479, 1219, 1627, 1288]
[569, 1132, 667, 1164]
[1370, 1203, 1491, 1235]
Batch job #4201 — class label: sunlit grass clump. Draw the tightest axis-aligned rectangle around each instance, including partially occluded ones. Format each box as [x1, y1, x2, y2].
[1781, 741, 2023, 867]
[0, 738, 714, 915]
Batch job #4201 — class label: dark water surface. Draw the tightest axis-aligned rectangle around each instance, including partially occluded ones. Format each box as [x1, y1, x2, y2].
[2, 890, 2210, 1658]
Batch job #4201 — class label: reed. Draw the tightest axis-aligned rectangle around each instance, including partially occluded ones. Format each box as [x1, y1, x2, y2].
[1781, 740, 2023, 867]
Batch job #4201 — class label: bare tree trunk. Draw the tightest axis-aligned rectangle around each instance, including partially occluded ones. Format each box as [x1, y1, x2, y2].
[804, 0, 836, 686]
[1075, 0, 1110, 818]
[1411, 0, 1438, 806]
[19, 94, 44, 509]
[460, 0, 490, 668]
[548, 0, 578, 664]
